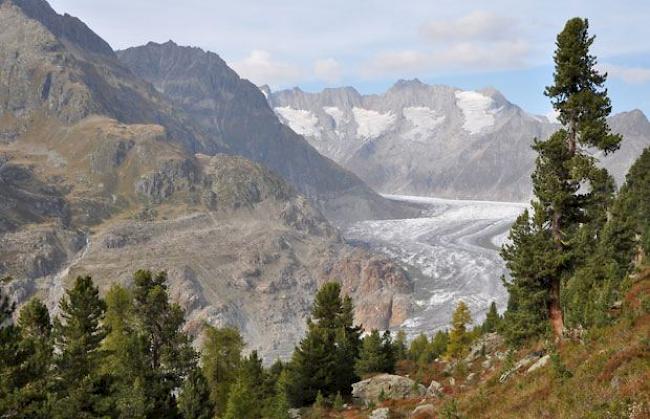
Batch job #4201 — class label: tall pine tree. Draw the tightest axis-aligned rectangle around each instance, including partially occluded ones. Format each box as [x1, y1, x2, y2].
[501, 18, 621, 341]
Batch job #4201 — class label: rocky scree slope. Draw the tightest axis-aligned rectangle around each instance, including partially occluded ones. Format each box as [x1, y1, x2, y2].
[267, 80, 650, 201]
[0, 0, 413, 359]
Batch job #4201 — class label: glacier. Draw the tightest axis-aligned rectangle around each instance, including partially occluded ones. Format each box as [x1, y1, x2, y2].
[345, 195, 528, 336]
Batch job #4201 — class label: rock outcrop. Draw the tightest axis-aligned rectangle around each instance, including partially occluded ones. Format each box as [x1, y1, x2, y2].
[352, 374, 426, 405]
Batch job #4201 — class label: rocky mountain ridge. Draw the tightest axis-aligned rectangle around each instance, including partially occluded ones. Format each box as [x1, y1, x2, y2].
[267, 80, 650, 201]
[0, 0, 413, 360]
[116, 41, 411, 223]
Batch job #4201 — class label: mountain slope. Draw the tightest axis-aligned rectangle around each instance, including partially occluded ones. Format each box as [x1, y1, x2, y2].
[116, 42, 411, 223]
[0, 0, 412, 359]
[267, 80, 650, 201]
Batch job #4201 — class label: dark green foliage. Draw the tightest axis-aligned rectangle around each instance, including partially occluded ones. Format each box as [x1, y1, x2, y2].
[392, 330, 408, 360]
[0, 290, 22, 417]
[8, 299, 54, 418]
[131, 270, 197, 418]
[51, 275, 113, 418]
[285, 282, 362, 407]
[481, 302, 501, 334]
[178, 368, 213, 419]
[102, 284, 150, 418]
[501, 17, 623, 343]
[355, 330, 394, 376]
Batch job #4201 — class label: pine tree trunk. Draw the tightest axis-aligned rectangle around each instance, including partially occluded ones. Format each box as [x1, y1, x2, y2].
[549, 278, 564, 338]
[550, 211, 564, 338]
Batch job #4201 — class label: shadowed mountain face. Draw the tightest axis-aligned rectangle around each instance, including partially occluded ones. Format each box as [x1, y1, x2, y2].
[116, 42, 410, 223]
[0, 0, 414, 359]
[267, 80, 650, 201]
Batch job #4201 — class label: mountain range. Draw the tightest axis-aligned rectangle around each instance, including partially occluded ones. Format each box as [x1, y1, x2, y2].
[0, 0, 412, 360]
[266, 80, 650, 201]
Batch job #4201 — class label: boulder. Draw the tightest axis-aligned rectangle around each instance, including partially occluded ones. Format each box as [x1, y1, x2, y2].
[464, 332, 504, 363]
[352, 374, 426, 404]
[369, 407, 390, 419]
[410, 403, 435, 418]
[426, 380, 443, 397]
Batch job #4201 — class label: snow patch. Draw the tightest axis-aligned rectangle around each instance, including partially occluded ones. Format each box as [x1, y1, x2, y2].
[352, 107, 396, 139]
[455, 91, 498, 134]
[323, 106, 345, 127]
[274, 107, 321, 138]
[402, 106, 445, 141]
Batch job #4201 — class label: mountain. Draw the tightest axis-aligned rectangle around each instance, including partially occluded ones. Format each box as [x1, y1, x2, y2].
[267, 79, 650, 201]
[0, 0, 412, 359]
[116, 41, 411, 223]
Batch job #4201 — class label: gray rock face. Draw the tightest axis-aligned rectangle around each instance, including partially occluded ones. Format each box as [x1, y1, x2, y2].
[116, 42, 412, 224]
[267, 80, 650, 201]
[352, 374, 426, 404]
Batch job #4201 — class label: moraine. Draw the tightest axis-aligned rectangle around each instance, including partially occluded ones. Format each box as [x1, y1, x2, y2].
[345, 195, 528, 336]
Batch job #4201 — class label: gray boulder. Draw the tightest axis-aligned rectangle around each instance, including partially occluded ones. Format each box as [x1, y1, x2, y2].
[368, 407, 390, 419]
[352, 374, 426, 404]
[426, 380, 443, 397]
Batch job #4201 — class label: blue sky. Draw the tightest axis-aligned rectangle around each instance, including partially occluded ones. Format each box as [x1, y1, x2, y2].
[48, 0, 650, 116]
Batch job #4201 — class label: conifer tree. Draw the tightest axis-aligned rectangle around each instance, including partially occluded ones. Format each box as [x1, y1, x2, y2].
[0, 289, 21, 417]
[482, 302, 500, 333]
[131, 270, 197, 418]
[223, 376, 257, 419]
[264, 370, 291, 419]
[501, 18, 621, 340]
[102, 284, 150, 418]
[9, 299, 54, 417]
[178, 368, 213, 419]
[447, 301, 472, 359]
[286, 282, 361, 406]
[355, 330, 390, 376]
[202, 325, 244, 415]
[392, 330, 408, 361]
[52, 275, 113, 418]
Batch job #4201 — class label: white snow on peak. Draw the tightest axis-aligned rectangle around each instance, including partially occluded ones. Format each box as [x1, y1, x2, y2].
[402, 106, 445, 141]
[274, 107, 321, 138]
[454, 91, 498, 134]
[323, 106, 345, 127]
[352, 107, 396, 139]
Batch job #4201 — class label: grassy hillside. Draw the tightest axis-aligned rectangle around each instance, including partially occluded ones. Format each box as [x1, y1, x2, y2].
[304, 266, 650, 418]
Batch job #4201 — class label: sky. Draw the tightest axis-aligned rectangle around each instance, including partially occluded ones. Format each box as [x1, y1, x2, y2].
[47, 0, 650, 116]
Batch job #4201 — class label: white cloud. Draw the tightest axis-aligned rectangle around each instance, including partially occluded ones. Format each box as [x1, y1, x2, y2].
[231, 50, 302, 86]
[314, 58, 342, 83]
[362, 40, 529, 77]
[419, 11, 515, 43]
[599, 63, 650, 84]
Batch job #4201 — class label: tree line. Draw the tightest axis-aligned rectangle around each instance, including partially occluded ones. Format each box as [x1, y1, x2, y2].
[1, 269, 493, 418]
